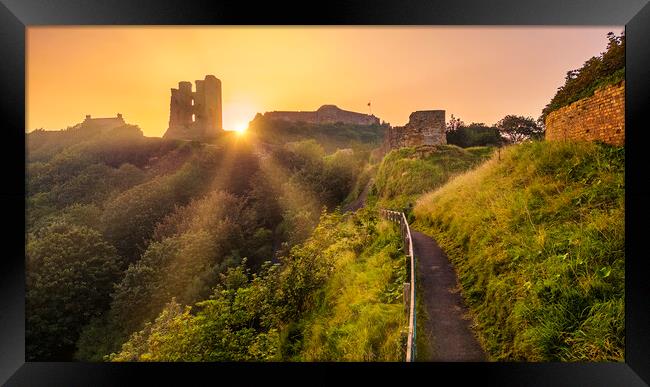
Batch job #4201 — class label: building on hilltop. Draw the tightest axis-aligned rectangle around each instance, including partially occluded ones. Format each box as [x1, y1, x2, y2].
[384, 110, 446, 151]
[163, 75, 223, 140]
[72, 113, 127, 133]
[263, 104, 380, 126]
[67, 113, 144, 137]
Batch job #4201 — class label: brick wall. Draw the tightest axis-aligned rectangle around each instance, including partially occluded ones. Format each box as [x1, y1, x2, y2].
[545, 81, 624, 146]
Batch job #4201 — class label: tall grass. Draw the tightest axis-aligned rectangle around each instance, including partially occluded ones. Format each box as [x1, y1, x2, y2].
[371, 145, 493, 211]
[414, 140, 624, 361]
[297, 214, 408, 361]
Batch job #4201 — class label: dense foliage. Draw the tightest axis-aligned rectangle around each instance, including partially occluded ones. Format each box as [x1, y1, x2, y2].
[495, 115, 544, 144]
[26, 224, 122, 360]
[446, 114, 543, 147]
[542, 32, 625, 120]
[109, 210, 407, 361]
[446, 122, 503, 148]
[414, 141, 624, 361]
[26, 119, 395, 361]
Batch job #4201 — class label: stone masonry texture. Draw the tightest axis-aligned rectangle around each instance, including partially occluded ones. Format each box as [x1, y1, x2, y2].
[385, 110, 447, 150]
[164, 75, 223, 140]
[545, 81, 624, 146]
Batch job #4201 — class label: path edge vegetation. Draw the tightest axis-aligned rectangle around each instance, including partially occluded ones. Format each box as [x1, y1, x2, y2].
[413, 140, 624, 361]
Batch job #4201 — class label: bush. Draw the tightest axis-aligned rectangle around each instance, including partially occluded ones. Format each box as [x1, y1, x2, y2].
[542, 32, 624, 120]
[108, 209, 408, 361]
[447, 123, 503, 148]
[100, 150, 221, 261]
[26, 224, 122, 360]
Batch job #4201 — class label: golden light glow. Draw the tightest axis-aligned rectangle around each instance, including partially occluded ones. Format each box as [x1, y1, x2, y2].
[27, 26, 622, 136]
[232, 122, 248, 134]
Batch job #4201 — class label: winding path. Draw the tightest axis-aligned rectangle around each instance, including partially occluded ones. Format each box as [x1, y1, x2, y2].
[411, 230, 486, 361]
[346, 179, 485, 361]
[343, 179, 372, 212]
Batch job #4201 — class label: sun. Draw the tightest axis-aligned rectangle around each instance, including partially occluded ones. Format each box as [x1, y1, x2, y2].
[233, 122, 248, 134]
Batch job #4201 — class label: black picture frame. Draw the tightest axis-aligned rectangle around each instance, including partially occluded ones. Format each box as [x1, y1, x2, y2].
[2, 0, 649, 385]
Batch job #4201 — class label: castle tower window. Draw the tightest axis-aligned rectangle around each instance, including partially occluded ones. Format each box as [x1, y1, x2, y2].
[191, 99, 194, 106]
[192, 114, 196, 122]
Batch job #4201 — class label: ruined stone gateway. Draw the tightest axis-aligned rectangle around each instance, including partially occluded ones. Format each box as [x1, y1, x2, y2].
[163, 75, 223, 140]
[385, 110, 446, 150]
[263, 104, 380, 126]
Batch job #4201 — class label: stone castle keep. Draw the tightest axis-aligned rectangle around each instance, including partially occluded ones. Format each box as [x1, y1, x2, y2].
[385, 110, 447, 150]
[263, 104, 380, 126]
[163, 75, 223, 140]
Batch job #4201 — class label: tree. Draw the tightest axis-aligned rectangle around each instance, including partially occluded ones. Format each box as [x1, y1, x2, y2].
[446, 122, 503, 148]
[496, 115, 544, 144]
[26, 223, 122, 360]
[446, 114, 465, 133]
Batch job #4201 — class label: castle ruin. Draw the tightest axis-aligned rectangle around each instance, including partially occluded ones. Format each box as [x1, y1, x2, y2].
[163, 75, 223, 140]
[385, 110, 446, 150]
[263, 104, 380, 126]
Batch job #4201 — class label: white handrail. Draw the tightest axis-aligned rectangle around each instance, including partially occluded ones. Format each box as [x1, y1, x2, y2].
[379, 209, 416, 362]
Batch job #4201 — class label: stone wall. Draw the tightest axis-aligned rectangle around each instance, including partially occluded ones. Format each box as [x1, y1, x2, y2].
[545, 81, 624, 146]
[385, 110, 446, 150]
[263, 104, 380, 126]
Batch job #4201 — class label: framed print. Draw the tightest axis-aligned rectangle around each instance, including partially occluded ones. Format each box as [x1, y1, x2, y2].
[2, 0, 649, 385]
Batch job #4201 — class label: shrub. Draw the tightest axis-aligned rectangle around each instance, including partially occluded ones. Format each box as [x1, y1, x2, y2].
[542, 32, 625, 120]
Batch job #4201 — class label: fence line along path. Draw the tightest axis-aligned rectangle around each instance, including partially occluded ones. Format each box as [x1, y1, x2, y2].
[379, 209, 416, 362]
[380, 208, 486, 362]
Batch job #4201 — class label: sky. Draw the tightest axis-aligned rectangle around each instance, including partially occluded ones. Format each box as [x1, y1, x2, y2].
[27, 26, 622, 137]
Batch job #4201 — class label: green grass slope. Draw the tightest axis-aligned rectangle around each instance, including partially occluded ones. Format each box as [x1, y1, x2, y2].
[414, 141, 624, 361]
[296, 213, 407, 361]
[370, 145, 493, 211]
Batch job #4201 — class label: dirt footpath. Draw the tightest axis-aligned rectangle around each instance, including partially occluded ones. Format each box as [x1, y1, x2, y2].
[411, 230, 486, 361]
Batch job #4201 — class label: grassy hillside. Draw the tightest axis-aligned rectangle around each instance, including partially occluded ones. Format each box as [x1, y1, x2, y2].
[370, 145, 493, 211]
[26, 122, 381, 361]
[26, 116, 407, 362]
[414, 141, 624, 361]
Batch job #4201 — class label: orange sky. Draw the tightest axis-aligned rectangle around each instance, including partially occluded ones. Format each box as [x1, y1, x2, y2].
[27, 26, 621, 136]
